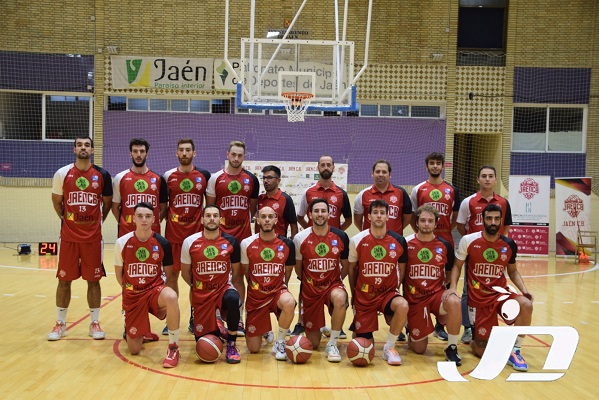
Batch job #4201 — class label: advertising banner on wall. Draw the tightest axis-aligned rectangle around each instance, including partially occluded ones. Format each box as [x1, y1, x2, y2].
[555, 177, 593, 256]
[242, 161, 348, 211]
[111, 56, 214, 90]
[508, 176, 550, 256]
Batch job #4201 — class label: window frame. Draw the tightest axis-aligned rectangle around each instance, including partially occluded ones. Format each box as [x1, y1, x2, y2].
[511, 103, 587, 154]
[357, 101, 446, 119]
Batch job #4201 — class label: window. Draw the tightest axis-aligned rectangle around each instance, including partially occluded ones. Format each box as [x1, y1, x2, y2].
[106, 96, 228, 113]
[359, 103, 444, 119]
[0, 91, 92, 140]
[458, 0, 507, 50]
[512, 105, 586, 153]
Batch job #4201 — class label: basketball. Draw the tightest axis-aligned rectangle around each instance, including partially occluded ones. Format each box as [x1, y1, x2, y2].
[285, 335, 313, 364]
[346, 337, 375, 366]
[196, 334, 223, 363]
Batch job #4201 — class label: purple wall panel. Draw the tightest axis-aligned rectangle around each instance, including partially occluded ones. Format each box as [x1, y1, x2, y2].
[513, 67, 591, 104]
[0, 51, 94, 92]
[102, 112, 447, 185]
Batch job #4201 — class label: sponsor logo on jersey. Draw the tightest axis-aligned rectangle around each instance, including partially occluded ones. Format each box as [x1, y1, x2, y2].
[409, 264, 442, 279]
[362, 262, 395, 277]
[173, 193, 202, 208]
[128, 263, 159, 277]
[67, 191, 99, 206]
[125, 193, 158, 207]
[472, 263, 505, 278]
[427, 202, 450, 216]
[220, 195, 248, 210]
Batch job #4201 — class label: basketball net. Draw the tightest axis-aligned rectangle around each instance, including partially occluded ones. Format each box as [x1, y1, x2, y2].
[282, 92, 314, 122]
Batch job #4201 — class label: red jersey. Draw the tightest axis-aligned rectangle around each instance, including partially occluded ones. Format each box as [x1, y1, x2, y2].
[348, 230, 407, 307]
[403, 234, 454, 303]
[164, 166, 211, 244]
[52, 163, 112, 242]
[181, 231, 240, 298]
[113, 169, 167, 237]
[240, 233, 295, 307]
[457, 192, 512, 234]
[293, 226, 349, 296]
[257, 189, 297, 237]
[410, 180, 460, 244]
[114, 232, 173, 297]
[456, 232, 517, 307]
[354, 184, 412, 235]
[297, 181, 351, 229]
[206, 169, 259, 243]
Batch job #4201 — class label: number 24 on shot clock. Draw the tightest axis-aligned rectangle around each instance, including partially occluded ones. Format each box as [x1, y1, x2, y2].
[39, 242, 58, 255]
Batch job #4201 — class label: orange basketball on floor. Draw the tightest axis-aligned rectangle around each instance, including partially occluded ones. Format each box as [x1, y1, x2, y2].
[196, 334, 223, 363]
[285, 335, 313, 364]
[346, 337, 375, 366]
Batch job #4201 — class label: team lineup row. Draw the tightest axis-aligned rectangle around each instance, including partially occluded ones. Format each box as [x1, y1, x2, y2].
[47, 137, 532, 371]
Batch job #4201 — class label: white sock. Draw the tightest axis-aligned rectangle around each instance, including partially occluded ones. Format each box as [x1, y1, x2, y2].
[168, 329, 180, 345]
[277, 327, 286, 342]
[514, 335, 525, 350]
[328, 330, 340, 347]
[386, 332, 396, 349]
[90, 308, 100, 322]
[448, 334, 459, 347]
[57, 307, 67, 323]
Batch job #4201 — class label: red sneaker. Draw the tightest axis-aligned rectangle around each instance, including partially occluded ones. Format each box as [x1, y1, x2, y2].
[163, 344, 180, 368]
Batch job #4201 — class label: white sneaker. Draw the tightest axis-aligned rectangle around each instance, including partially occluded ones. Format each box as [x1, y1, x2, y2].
[263, 330, 275, 344]
[320, 326, 331, 337]
[48, 320, 66, 341]
[88, 320, 106, 340]
[382, 345, 402, 366]
[273, 340, 288, 361]
[326, 344, 342, 363]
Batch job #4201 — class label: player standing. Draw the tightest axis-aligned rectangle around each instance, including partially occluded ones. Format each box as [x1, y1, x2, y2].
[456, 165, 512, 344]
[354, 160, 412, 235]
[404, 205, 461, 365]
[181, 204, 242, 364]
[164, 138, 211, 333]
[112, 138, 167, 237]
[348, 200, 409, 366]
[294, 198, 349, 362]
[256, 165, 298, 239]
[206, 140, 259, 336]
[114, 202, 181, 368]
[444, 204, 533, 371]
[410, 152, 460, 340]
[49, 136, 112, 341]
[238, 207, 296, 360]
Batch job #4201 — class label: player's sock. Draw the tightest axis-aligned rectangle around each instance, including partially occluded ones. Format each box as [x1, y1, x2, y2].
[90, 307, 100, 322]
[57, 307, 68, 323]
[328, 330, 341, 347]
[227, 333, 237, 342]
[448, 334, 459, 347]
[168, 329, 180, 345]
[277, 327, 286, 342]
[386, 332, 396, 349]
[513, 335, 525, 351]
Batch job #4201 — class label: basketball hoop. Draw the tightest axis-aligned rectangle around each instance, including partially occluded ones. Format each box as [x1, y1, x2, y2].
[281, 92, 314, 122]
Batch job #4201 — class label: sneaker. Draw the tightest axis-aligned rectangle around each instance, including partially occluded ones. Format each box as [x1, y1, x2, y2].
[320, 326, 331, 337]
[188, 315, 194, 334]
[397, 331, 406, 341]
[291, 322, 305, 336]
[382, 345, 402, 366]
[162, 343, 180, 368]
[88, 321, 106, 340]
[433, 324, 449, 341]
[339, 329, 347, 339]
[273, 340, 288, 361]
[237, 321, 246, 337]
[48, 321, 66, 341]
[286, 329, 292, 337]
[444, 344, 462, 366]
[507, 349, 528, 372]
[162, 325, 169, 336]
[217, 318, 228, 340]
[263, 330, 275, 344]
[326, 344, 342, 363]
[461, 327, 472, 344]
[142, 332, 159, 343]
[226, 341, 241, 364]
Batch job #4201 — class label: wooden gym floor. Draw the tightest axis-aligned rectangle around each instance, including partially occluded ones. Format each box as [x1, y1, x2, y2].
[0, 246, 597, 399]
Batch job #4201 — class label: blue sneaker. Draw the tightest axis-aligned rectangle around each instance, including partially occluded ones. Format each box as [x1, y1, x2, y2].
[162, 325, 169, 336]
[507, 349, 528, 372]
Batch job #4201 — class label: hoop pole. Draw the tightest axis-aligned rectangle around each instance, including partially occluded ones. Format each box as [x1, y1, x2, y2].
[224, 0, 247, 99]
[351, 0, 372, 85]
[259, 0, 309, 82]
